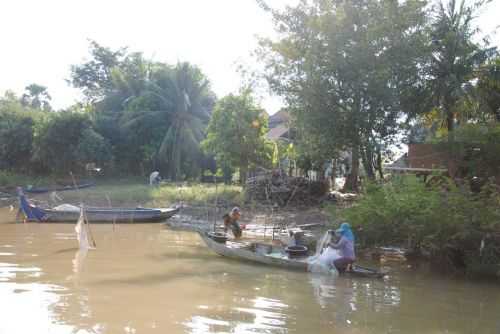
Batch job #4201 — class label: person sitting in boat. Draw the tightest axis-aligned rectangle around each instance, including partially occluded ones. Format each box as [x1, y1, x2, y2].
[223, 207, 242, 239]
[328, 223, 355, 273]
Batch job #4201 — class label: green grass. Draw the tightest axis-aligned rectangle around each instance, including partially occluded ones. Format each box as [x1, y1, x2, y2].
[0, 171, 54, 189]
[55, 181, 244, 207]
[0, 171, 243, 207]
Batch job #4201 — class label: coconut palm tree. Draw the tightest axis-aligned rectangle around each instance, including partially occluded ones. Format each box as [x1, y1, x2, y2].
[426, 0, 495, 137]
[121, 62, 214, 179]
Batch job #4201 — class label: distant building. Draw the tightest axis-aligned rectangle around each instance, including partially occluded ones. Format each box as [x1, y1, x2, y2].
[266, 110, 292, 142]
[264, 110, 297, 175]
[384, 143, 449, 175]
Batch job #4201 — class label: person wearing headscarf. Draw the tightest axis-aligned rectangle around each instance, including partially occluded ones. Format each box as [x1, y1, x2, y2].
[223, 207, 242, 239]
[328, 222, 355, 273]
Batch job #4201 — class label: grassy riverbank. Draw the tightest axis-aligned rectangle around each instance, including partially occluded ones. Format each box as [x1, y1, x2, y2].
[0, 171, 244, 207]
[63, 181, 244, 207]
[10, 177, 242, 208]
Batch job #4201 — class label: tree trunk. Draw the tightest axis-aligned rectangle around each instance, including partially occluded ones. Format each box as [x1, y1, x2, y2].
[344, 94, 361, 193]
[240, 160, 248, 184]
[376, 148, 384, 180]
[445, 100, 455, 142]
[331, 159, 337, 189]
[362, 145, 375, 180]
[343, 146, 360, 193]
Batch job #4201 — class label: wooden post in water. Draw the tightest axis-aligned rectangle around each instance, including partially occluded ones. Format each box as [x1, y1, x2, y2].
[213, 172, 218, 233]
[271, 205, 275, 241]
[105, 194, 115, 231]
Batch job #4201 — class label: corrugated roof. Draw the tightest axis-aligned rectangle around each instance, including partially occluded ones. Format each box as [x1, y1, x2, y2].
[266, 124, 289, 140]
[269, 110, 290, 128]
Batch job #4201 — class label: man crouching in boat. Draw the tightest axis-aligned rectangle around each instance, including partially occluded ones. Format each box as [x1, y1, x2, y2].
[328, 223, 356, 273]
[223, 207, 242, 239]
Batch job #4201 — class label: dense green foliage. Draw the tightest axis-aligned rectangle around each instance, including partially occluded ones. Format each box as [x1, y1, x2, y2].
[259, 0, 498, 190]
[20, 84, 52, 112]
[202, 92, 271, 182]
[70, 43, 217, 178]
[2, 1, 498, 187]
[259, 0, 430, 190]
[0, 96, 36, 172]
[424, 0, 495, 136]
[0, 42, 222, 180]
[0, 91, 112, 175]
[337, 175, 500, 271]
[473, 58, 500, 122]
[439, 123, 500, 178]
[0, 41, 273, 181]
[33, 110, 111, 174]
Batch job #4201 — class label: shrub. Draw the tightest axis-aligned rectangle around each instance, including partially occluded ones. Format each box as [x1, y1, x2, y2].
[341, 176, 441, 248]
[33, 111, 113, 174]
[77, 128, 112, 167]
[339, 175, 500, 271]
[0, 106, 35, 172]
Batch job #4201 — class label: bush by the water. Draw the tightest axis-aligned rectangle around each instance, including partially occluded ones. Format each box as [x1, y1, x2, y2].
[335, 176, 500, 273]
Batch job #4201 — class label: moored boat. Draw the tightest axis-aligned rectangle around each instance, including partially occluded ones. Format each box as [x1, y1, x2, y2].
[198, 231, 386, 278]
[18, 189, 179, 223]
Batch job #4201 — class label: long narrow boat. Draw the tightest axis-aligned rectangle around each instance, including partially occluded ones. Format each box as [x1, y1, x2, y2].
[18, 189, 179, 223]
[198, 231, 386, 278]
[24, 182, 95, 194]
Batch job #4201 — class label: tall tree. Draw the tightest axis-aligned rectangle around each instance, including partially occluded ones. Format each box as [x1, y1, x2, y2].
[425, 0, 496, 137]
[474, 57, 500, 122]
[33, 111, 111, 174]
[21, 84, 52, 111]
[258, 0, 428, 191]
[121, 63, 215, 179]
[0, 92, 36, 171]
[202, 91, 271, 183]
[70, 40, 127, 102]
[70, 42, 216, 177]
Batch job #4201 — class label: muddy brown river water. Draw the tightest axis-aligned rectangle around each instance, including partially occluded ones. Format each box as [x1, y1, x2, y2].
[0, 207, 499, 334]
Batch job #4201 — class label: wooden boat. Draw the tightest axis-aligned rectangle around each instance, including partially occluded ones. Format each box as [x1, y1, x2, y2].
[198, 231, 386, 278]
[24, 182, 95, 194]
[18, 189, 179, 223]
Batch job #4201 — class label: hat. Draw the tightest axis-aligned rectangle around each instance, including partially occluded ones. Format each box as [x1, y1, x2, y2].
[231, 207, 241, 214]
[335, 222, 351, 234]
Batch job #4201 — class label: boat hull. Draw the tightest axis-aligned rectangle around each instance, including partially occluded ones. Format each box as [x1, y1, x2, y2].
[198, 231, 385, 278]
[28, 207, 180, 223]
[18, 189, 179, 223]
[199, 231, 308, 271]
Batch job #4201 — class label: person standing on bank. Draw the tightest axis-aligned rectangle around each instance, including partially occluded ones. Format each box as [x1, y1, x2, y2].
[328, 223, 356, 273]
[223, 207, 242, 239]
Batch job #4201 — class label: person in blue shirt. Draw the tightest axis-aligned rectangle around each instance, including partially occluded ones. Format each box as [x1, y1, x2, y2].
[328, 223, 356, 273]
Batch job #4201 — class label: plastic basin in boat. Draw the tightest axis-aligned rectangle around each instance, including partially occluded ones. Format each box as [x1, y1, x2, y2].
[285, 245, 308, 257]
[207, 232, 228, 244]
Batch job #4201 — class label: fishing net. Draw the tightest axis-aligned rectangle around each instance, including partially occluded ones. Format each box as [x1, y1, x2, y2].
[307, 248, 340, 275]
[75, 209, 90, 250]
[307, 231, 340, 275]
